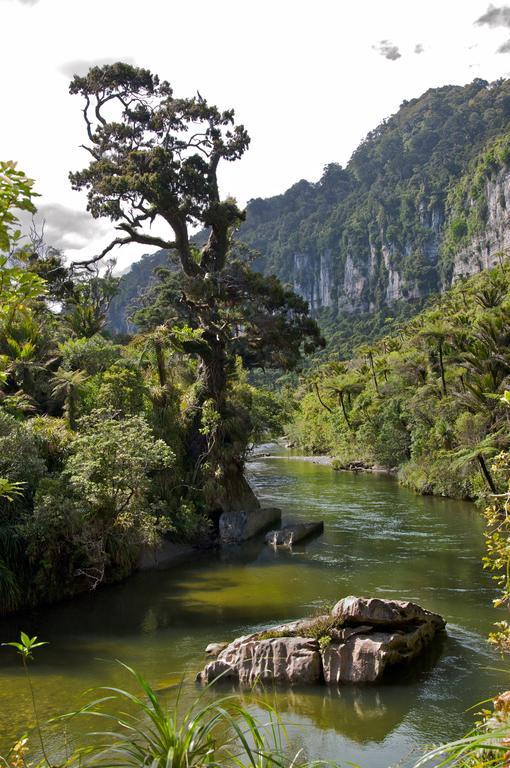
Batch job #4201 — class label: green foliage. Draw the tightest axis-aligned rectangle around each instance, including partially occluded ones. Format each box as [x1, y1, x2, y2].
[290, 263, 510, 500]
[4, 661, 311, 768]
[70, 62, 323, 515]
[65, 663, 292, 768]
[0, 413, 46, 502]
[59, 334, 122, 375]
[2, 632, 47, 662]
[95, 361, 146, 416]
[0, 478, 24, 502]
[64, 274, 119, 338]
[65, 414, 174, 532]
[0, 161, 37, 252]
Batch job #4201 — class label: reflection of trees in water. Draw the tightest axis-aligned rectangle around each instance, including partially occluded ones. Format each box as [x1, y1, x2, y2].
[203, 635, 445, 745]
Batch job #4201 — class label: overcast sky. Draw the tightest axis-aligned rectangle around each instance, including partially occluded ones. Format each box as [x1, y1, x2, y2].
[2, 0, 510, 271]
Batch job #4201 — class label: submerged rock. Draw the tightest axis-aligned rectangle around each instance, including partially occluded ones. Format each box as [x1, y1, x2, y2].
[197, 595, 445, 687]
[265, 522, 324, 547]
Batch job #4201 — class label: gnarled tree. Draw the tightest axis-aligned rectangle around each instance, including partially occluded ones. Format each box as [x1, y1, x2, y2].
[70, 63, 324, 513]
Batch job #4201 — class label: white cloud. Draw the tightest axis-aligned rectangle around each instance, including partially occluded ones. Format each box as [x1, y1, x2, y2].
[372, 39, 402, 60]
[19, 203, 109, 253]
[476, 4, 510, 28]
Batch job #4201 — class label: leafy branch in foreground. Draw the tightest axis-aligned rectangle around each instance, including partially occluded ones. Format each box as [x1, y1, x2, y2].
[0, 479, 24, 502]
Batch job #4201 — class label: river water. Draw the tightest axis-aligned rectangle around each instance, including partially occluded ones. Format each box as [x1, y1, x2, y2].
[0, 446, 505, 766]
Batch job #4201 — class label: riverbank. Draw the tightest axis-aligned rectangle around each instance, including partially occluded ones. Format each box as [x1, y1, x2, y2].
[261, 447, 397, 476]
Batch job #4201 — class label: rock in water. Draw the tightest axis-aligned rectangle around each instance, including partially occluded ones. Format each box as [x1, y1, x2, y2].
[205, 642, 229, 658]
[198, 635, 322, 685]
[321, 623, 439, 684]
[219, 507, 281, 543]
[331, 595, 445, 628]
[265, 522, 324, 547]
[197, 595, 445, 686]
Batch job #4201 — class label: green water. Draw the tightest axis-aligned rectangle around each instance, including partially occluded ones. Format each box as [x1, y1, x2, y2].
[0, 447, 504, 767]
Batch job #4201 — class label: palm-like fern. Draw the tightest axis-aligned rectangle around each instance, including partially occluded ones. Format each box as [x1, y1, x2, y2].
[51, 368, 88, 430]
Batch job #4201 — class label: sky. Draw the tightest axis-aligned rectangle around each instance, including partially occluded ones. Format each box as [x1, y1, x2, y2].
[2, 0, 510, 271]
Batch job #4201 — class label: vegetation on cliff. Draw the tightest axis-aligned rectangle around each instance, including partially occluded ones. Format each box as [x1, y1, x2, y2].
[288, 262, 510, 500]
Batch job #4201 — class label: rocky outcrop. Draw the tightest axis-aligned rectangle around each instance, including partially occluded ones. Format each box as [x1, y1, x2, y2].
[321, 623, 440, 684]
[200, 635, 323, 686]
[452, 166, 510, 282]
[197, 595, 445, 687]
[331, 595, 445, 628]
[219, 507, 281, 543]
[265, 522, 324, 547]
[205, 642, 229, 657]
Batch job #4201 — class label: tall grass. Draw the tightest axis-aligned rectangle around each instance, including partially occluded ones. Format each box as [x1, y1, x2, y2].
[55, 663, 311, 768]
[412, 723, 510, 767]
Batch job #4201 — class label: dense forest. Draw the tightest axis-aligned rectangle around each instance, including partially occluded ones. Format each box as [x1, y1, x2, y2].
[0, 65, 320, 614]
[289, 263, 510, 500]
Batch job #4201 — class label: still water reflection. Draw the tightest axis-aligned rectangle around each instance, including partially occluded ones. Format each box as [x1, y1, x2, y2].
[0, 446, 503, 766]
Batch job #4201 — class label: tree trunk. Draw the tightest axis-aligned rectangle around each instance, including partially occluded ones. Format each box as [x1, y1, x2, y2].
[338, 390, 351, 429]
[369, 353, 380, 395]
[186, 337, 259, 514]
[68, 389, 77, 431]
[478, 454, 497, 494]
[154, 340, 167, 388]
[314, 383, 333, 413]
[438, 341, 447, 396]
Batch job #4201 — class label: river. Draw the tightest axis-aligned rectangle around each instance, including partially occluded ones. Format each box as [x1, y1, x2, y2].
[0, 446, 504, 767]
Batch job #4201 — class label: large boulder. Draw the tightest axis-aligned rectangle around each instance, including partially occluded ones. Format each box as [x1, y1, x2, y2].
[197, 596, 446, 687]
[321, 622, 439, 684]
[219, 507, 281, 543]
[331, 596, 445, 629]
[197, 635, 322, 685]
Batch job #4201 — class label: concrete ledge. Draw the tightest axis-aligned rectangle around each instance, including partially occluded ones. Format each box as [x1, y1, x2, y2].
[265, 521, 324, 546]
[219, 506, 281, 543]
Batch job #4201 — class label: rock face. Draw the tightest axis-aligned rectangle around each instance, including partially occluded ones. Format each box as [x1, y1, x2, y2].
[321, 623, 439, 684]
[205, 642, 229, 658]
[219, 507, 281, 543]
[452, 166, 510, 283]
[199, 636, 322, 686]
[265, 522, 324, 547]
[197, 595, 445, 687]
[331, 596, 445, 628]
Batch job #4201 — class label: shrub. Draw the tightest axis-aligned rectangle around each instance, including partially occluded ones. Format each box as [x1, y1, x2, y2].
[59, 334, 123, 375]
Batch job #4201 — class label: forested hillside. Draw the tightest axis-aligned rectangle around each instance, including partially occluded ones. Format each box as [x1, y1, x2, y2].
[109, 77, 510, 345]
[288, 262, 510, 501]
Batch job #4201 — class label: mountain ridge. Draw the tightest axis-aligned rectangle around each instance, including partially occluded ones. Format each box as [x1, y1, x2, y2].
[108, 77, 510, 342]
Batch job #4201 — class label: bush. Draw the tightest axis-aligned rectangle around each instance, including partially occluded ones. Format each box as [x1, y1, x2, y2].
[0, 412, 46, 506]
[59, 334, 123, 375]
[95, 362, 146, 416]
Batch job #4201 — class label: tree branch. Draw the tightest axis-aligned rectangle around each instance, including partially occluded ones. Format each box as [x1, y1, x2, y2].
[116, 222, 175, 250]
[70, 236, 132, 273]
